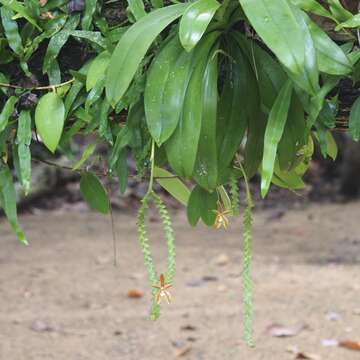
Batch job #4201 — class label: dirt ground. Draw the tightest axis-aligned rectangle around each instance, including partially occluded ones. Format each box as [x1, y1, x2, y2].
[1, 201, 360, 360]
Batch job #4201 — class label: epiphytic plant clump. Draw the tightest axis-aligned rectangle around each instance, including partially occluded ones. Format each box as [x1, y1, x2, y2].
[1, 0, 360, 345]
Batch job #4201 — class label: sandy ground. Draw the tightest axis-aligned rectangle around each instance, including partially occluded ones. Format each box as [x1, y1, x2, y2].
[1, 201, 360, 360]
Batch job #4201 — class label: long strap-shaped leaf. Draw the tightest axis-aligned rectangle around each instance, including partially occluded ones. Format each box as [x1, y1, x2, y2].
[261, 80, 293, 197]
[217, 37, 259, 177]
[349, 96, 360, 141]
[304, 15, 352, 75]
[106, 4, 188, 105]
[0, 165, 28, 245]
[194, 44, 219, 190]
[179, 0, 221, 52]
[145, 36, 186, 145]
[290, 0, 333, 18]
[0, 0, 41, 30]
[239, 0, 319, 95]
[16, 110, 32, 195]
[165, 32, 220, 178]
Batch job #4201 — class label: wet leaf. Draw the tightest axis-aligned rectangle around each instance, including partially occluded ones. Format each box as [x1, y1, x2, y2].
[106, 4, 188, 105]
[35, 92, 65, 153]
[179, 0, 220, 52]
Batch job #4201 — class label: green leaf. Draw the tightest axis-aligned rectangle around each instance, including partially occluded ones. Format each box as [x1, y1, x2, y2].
[326, 131, 338, 160]
[194, 45, 218, 190]
[0, 0, 41, 30]
[128, 0, 146, 20]
[165, 32, 219, 178]
[217, 37, 259, 177]
[261, 80, 293, 198]
[278, 94, 306, 171]
[73, 143, 97, 170]
[233, 32, 287, 113]
[0, 7, 23, 56]
[328, 0, 352, 22]
[290, 0, 333, 18]
[187, 185, 217, 226]
[16, 110, 32, 194]
[145, 36, 185, 145]
[42, 15, 80, 77]
[0, 96, 17, 133]
[35, 92, 65, 153]
[336, 13, 360, 30]
[306, 16, 352, 75]
[80, 172, 110, 214]
[154, 166, 190, 206]
[106, 3, 188, 105]
[82, 0, 98, 30]
[69, 30, 107, 49]
[0, 165, 28, 244]
[239, 0, 319, 95]
[86, 51, 110, 91]
[179, 0, 220, 52]
[272, 160, 305, 190]
[349, 96, 360, 141]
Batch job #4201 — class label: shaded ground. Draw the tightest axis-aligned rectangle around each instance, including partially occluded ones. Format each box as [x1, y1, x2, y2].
[1, 201, 360, 360]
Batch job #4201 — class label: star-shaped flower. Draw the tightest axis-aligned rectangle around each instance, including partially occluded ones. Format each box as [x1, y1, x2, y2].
[152, 274, 172, 304]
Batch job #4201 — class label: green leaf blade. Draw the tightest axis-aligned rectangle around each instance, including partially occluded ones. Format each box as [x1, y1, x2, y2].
[179, 0, 220, 52]
[35, 92, 65, 153]
[349, 96, 360, 142]
[80, 172, 110, 214]
[106, 4, 188, 106]
[0, 165, 28, 244]
[154, 167, 190, 206]
[239, 0, 319, 95]
[16, 110, 32, 194]
[261, 80, 293, 198]
[144, 36, 184, 145]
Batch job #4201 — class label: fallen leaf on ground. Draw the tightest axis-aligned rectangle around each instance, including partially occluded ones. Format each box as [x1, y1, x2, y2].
[202, 275, 218, 282]
[174, 346, 192, 357]
[339, 340, 360, 351]
[181, 325, 197, 331]
[295, 353, 321, 360]
[186, 336, 197, 342]
[127, 289, 144, 298]
[267, 323, 308, 337]
[287, 346, 322, 360]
